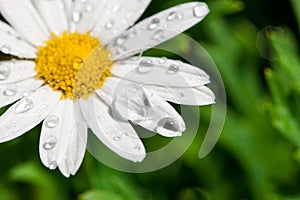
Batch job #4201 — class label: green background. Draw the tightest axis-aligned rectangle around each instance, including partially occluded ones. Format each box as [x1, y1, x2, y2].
[0, 0, 300, 199]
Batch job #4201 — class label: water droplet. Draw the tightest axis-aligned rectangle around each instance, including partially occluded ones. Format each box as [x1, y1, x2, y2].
[116, 34, 128, 45]
[85, 4, 93, 12]
[45, 115, 60, 128]
[167, 11, 178, 21]
[136, 58, 154, 74]
[1, 45, 10, 54]
[3, 85, 17, 96]
[152, 30, 164, 41]
[156, 117, 180, 132]
[140, 58, 153, 66]
[179, 92, 185, 97]
[133, 144, 142, 151]
[148, 18, 160, 30]
[72, 12, 82, 23]
[113, 136, 121, 141]
[159, 57, 167, 64]
[105, 20, 114, 29]
[22, 91, 29, 97]
[15, 98, 34, 114]
[111, 4, 121, 12]
[167, 64, 180, 74]
[49, 161, 57, 170]
[73, 57, 83, 70]
[193, 4, 208, 18]
[0, 65, 10, 81]
[43, 136, 57, 150]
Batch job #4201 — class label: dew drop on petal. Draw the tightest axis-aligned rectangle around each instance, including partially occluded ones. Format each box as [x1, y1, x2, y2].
[105, 20, 114, 29]
[152, 30, 164, 41]
[3, 86, 17, 96]
[148, 18, 160, 30]
[156, 117, 180, 132]
[137, 58, 154, 74]
[116, 34, 128, 45]
[43, 136, 57, 150]
[85, 4, 93, 13]
[0, 65, 11, 81]
[15, 98, 34, 114]
[140, 58, 153, 67]
[113, 135, 122, 141]
[167, 64, 180, 74]
[167, 11, 178, 21]
[1, 45, 11, 54]
[49, 161, 57, 170]
[45, 115, 60, 128]
[72, 12, 82, 23]
[111, 4, 121, 13]
[159, 57, 167, 64]
[193, 4, 208, 18]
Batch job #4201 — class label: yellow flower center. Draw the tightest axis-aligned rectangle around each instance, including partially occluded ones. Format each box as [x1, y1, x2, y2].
[35, 32, 113, 100]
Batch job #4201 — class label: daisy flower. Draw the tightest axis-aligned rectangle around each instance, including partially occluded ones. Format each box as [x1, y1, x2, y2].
[0, 0, 215, 177]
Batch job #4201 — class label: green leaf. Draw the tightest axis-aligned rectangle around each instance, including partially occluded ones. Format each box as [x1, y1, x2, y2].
[78, 190, 123, 200]
[291, 0, 300, 32]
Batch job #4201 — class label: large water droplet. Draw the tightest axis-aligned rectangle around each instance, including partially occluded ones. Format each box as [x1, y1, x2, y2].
[3, 85, 17, 96]
[159, 57, 167, 64]
[156, 117, 180, 132]
[43, 136, 57, 150]
[45, 115, 60, 128]
[49, 161, 57, 170]
[1, 45, 11, 54]
[167, 64, 180, 74]
[148, 18, 160, 30]
[72, 12, 82, 23]
[15, 98, 34, 113]
[167, 11, 178, 21]
[152, 30, 164, 41]
[140, 58, 153, 67]
[0, 65, 11, 81]
[137, 58, 153, 74]
[193, 4, 208, 18]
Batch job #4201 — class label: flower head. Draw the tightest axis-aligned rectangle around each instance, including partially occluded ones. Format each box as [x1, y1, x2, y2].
[0, 0, 214, 177]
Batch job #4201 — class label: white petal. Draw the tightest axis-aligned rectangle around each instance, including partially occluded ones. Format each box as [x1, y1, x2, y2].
[63, 0, 73, 14]
[135, 95, 186, 137]
[58, 102, 87, 177]
[0, 78, 43, 108]
[0, 85, 60, 143]
[0, 0, 50, 46]
[110, 57, 210, 87]
[0, 21, 37, 58]
[100, 79, 185, 137]
[33, 0, 68, 35]
[70, 0, 107, 33]
[91, 0, 151, 44]
[39, 100, 87, 177]
[80, 95, 146, 162]
[146, 85, 215, 105]
[107, 2, 209, 59]
[0, 60, 37, 85]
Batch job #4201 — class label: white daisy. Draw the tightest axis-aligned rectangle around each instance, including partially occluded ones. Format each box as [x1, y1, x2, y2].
[0, 0, 214, 177]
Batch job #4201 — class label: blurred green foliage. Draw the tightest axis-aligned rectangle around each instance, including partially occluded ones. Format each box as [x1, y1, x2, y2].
[0, 0, 300, 200]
